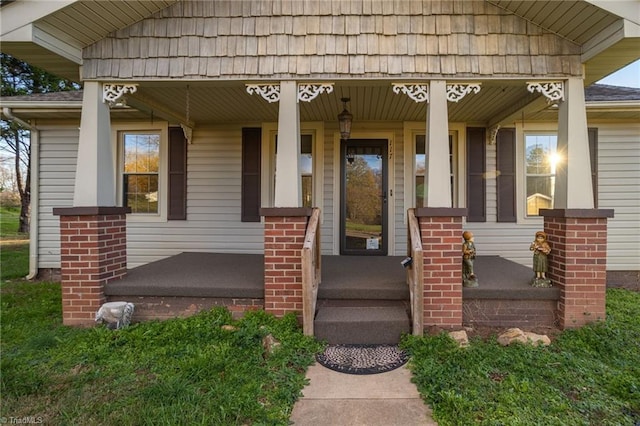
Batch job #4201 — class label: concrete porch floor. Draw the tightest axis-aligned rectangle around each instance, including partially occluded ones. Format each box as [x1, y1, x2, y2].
[104, 252, 561, 327]
[105, 252, 553, 300]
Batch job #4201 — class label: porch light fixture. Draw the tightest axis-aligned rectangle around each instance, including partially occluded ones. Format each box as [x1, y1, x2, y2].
[338, 97, 353, 141]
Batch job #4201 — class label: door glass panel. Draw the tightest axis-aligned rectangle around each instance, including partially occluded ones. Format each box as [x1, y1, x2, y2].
[343, 143, 385, 253]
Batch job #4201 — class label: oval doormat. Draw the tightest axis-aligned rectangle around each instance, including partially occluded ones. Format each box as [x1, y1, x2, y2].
[316, 344, 409, 375]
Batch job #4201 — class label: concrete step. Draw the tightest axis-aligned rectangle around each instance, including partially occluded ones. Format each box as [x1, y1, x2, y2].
[319, 256, 409, 301]
[314, 302, 411, 345]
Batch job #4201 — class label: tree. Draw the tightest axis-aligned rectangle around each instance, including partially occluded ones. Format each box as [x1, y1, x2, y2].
[345, 156, 381, 225]
[0, 53, 79, 233]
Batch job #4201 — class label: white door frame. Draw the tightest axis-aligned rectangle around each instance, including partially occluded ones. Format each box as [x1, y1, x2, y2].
[332, 130, 396, 255]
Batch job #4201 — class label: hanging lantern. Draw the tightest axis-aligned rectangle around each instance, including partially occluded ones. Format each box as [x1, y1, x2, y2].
[338, 97, 353, 141]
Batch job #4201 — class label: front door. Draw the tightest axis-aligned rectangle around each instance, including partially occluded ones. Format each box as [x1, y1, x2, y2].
[340, 139, 388, 255]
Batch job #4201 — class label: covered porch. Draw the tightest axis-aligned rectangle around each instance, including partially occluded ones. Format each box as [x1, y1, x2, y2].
[104, 252, 560, 332]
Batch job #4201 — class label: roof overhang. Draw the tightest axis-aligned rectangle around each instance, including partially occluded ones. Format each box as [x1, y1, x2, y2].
[582, 18, 640, 84]
[1, 0, 81, 80]
[0, 0, 178, 81]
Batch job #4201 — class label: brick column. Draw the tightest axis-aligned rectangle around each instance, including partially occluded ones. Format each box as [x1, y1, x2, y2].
[260, 207, 312, 319]
[415, 208, 466, 329]
[540, 209, 614, 329]
[53, 207, 129, 326]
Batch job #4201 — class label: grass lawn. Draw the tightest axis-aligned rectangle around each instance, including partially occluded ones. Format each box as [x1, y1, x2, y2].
[1, 282, 322, 424]
[1, 206, 30, 281]
[402, 289, 640, 425]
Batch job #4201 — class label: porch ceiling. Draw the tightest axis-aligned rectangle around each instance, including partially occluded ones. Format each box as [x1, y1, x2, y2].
[129, 79, 540, 126]
[3, 80, 638, 124]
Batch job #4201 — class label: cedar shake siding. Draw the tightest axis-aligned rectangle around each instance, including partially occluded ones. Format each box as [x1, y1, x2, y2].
[81, 0, 582, 81]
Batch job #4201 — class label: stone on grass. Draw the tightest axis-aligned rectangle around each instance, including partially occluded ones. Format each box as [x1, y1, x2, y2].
[262, 333, 281, 356]
[497, 328, 528, 346]
[524, 332, 551, 346]
[221, 324, 238, 332]
[449, 330, 469, 348]
[497, 328, 551, 346]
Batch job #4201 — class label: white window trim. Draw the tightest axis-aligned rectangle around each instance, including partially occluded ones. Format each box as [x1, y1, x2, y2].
[515, 121, 558, 225]
[112, 122, 169, 223]
[332, 129, 396, 255]
[402, 121, 465, 223]
[260, 122, 325, 213]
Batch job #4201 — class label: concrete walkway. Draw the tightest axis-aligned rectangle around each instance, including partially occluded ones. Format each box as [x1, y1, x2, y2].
[290, 363, 437, 425]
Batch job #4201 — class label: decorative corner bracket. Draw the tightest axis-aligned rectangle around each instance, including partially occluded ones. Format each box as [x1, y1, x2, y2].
[298, 83, 334, 102]
[180, 124, 193, 144]
[103, 83, 138, 106]
[489, 125, 501, 145]
[392, 83, 429, 103]
[526, 81, 564, 103]
[247, 83, 335, 103]
[246, 84, 280, 103]
[446, 83, 481, 103]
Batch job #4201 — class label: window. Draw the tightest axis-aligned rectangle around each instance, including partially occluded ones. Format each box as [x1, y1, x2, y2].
[270, 133, 318, 207]
[524, 134, 558, 216]
[301, 135, 313, 208]
[502, 127, 597, 222]
[116, 124, 181, 221]
[414, 134, 456, 207]
[122, 132, 160, 214]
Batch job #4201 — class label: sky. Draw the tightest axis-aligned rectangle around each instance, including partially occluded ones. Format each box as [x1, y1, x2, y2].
[596, 59, 640, 88]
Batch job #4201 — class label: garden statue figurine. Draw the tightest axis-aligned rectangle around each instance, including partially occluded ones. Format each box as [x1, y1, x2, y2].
[529, 231, 552, 287]
[462, 231, 478, 287]
[96, 301, 135, 329]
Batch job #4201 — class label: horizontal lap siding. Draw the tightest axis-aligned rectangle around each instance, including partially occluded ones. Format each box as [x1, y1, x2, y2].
[127, 125, 264, 268]
[596, 123, 640, 270]
[321, 121, 336, 254]
[35, 121, 638, 271]
[38, 127, 78, 268]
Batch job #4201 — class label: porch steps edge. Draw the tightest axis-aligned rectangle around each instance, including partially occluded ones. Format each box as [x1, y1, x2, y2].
[314, 303, 411, 345]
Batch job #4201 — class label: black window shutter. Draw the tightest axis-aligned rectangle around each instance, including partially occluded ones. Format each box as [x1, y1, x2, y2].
[168, 127, 187, 220]
[466, 127, 486, 222]
[496, 128, 516, 222]
[242, 128, 262, 222]
[588, 127, 598, 207]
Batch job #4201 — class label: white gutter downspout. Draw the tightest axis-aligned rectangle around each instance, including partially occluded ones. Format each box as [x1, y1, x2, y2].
[2, 108, 39, 280]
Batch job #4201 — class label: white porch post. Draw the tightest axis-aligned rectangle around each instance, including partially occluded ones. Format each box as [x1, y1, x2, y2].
[73, 81, 115, 207]
[555, 78, 594, 209]
[274, 80, 302, 207]
[425, 80, 452, 207]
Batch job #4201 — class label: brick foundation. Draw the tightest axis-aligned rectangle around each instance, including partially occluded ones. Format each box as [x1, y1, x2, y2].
[541, 209, 614, 329]
[54, 207, 129, 327]
[107, 295, 263, 321]
[415, 208, 466, 329]
[464, 299, 558, 328]
[260, 207, 312, 320]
